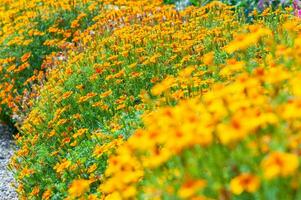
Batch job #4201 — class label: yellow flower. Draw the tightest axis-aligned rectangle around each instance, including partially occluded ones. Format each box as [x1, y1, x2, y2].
[219, 59, 244, 77]
[290, 73, 301, 97]
[73, 128, 88, 139]
[224, 27, 272, 53]
[217, 117, 251, 145]
[261, 152, 299, 179]
[123, 186, 137, 199]
[230, 173, 260, 195]
[87, 164, 97, 173]
[78, 92, 97, 103]
[100, 90, 112, 98]
[179, 66, 195, 78]
[265, 67, 290, 84]
[53, 159, 71, 173]
[151, 76, 176, 96]
[88, 194, 98, 200]
[178, 179, 207, 199]
[68, 179, 91, 198]
[105, 192, 122, 200]
[202, 52, 214, 66]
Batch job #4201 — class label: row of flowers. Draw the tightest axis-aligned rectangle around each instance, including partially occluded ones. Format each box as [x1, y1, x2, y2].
[1, 0, 301, 199]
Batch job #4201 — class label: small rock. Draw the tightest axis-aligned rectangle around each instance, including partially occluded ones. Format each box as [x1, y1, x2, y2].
[0, 124, 17, 200]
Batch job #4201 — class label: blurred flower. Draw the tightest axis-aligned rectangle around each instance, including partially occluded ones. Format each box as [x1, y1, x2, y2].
[261, 152, 299, 179]
[230, 173, 260, 195]
[178, 179, 207, 199]
[68, 179, 91, 198]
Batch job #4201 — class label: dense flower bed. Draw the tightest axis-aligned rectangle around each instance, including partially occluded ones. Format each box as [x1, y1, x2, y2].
[0, 0, 108, 124]
[1, 0, 301, 199]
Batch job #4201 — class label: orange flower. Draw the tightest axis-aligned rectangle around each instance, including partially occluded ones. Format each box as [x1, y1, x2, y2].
[19, 167, 34, 179]
[31, 186, 40, 196]
[230, 173, 260, 195]
[42, 189, 52, 200]
[21, 52, 31, 63]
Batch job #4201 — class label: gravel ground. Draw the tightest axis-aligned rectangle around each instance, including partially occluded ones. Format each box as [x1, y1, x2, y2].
[0, 124, 17, 200]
